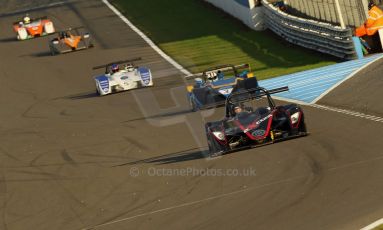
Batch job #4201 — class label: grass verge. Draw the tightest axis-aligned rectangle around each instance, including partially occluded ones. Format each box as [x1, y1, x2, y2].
[111, 0, 337, 79]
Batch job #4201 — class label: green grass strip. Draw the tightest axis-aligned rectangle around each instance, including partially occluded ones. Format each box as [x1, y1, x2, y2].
[111, 0, 337, 79]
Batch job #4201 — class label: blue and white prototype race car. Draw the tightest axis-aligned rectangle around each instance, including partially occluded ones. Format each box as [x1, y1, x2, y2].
[93, 58, 153, 96]
[186, 64, 258, 111]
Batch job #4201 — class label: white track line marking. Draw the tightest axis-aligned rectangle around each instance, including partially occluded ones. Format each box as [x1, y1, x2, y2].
[361, 218, 383, 230]
[311, 104, 383, 123]
[312, 54, 383, 104]
[273, 96, 383, 123]
[101, 0, 192, 76]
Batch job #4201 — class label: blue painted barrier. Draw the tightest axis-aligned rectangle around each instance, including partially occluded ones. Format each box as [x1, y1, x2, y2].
[352, 37, 364, 59]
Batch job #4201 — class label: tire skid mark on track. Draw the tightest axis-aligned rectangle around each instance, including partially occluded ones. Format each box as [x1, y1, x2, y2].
[0, 135, 143, 169]
[81, 174, 308, 230]
[0, 146, 22, 162]
[327, 154, 383, 172]
[83, 152, 383, 230]
[262, 153, 324, 221]
[0, 163, 88, 226]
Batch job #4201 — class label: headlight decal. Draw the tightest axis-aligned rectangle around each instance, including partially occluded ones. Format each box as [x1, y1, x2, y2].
[290, 112, 300, 125]
[212, 131, 225, 141]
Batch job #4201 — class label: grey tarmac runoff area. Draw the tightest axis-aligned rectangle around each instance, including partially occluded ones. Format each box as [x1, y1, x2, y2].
[320, 59, 383, 117]
[0, 0, 383, 230]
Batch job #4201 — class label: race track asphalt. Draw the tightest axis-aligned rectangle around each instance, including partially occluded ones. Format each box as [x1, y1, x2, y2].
[0, 1, 383, 230]
[319, 58, 383, 117]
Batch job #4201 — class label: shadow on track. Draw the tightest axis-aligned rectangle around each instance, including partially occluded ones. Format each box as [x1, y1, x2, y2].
[115, 147, 209, 166]
[29, 51, 52, 57]
[60, 91, 99, 100]
[121, 109, 193, 123]
[0, 37, 16, 43]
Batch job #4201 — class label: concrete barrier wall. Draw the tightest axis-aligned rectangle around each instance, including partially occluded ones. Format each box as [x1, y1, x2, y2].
[205, 0, 266, 31]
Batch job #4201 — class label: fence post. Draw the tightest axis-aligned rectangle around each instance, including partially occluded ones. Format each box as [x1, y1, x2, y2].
[334, 0, 346, 29]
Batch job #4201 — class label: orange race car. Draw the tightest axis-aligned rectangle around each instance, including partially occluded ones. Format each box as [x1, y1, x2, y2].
[13, 15, 55, 40]
[49, 27, 94, 55]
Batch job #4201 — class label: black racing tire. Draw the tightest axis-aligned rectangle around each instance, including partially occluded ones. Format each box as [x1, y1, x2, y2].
[190, 98, 198, 112]
[207, 134, 227, 157]
[96, 84, 103, 96]
[206, 124, 227, 156]
[50, 47, 56, 56]
[298, 119, 307, 134]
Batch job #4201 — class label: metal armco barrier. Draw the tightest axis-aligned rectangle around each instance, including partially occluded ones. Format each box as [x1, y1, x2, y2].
[262, 0, 357, 59]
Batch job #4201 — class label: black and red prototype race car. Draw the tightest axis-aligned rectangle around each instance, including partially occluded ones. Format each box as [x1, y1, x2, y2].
[205, 86, 307, 155]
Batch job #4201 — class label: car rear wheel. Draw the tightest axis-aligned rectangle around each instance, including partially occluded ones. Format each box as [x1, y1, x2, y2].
[206, 126, 227, 157]
[298, 116, 307, 134]
[190, 98, 198, 112]
[95, 84, 102, 96]
[50, 46, 56, 56]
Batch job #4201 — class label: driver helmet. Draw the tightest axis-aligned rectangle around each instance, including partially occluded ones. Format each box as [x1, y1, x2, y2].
[194, 78, 204, 88]
[59, 31, 68, 39]
[111, 64, 119, 73]
[217, 70, 224, 80]
[125, 64, 134, 72]
[23, 15, 31, 24]
[233, 103, 243, 114]
[368, 1, 375, 10]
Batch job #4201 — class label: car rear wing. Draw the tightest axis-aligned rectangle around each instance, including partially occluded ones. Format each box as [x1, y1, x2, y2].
[92, 57, 142, 70]
[53, 26, 85, 34]
[231, 86, 288, 97]
[261, 86, 289, 96]
[13, 16, 48, 25]
[225, 86, 289, 117]
[185, 63, 250, 80]
[227, 86, 289, 105]
[49, 27, 86, 37]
